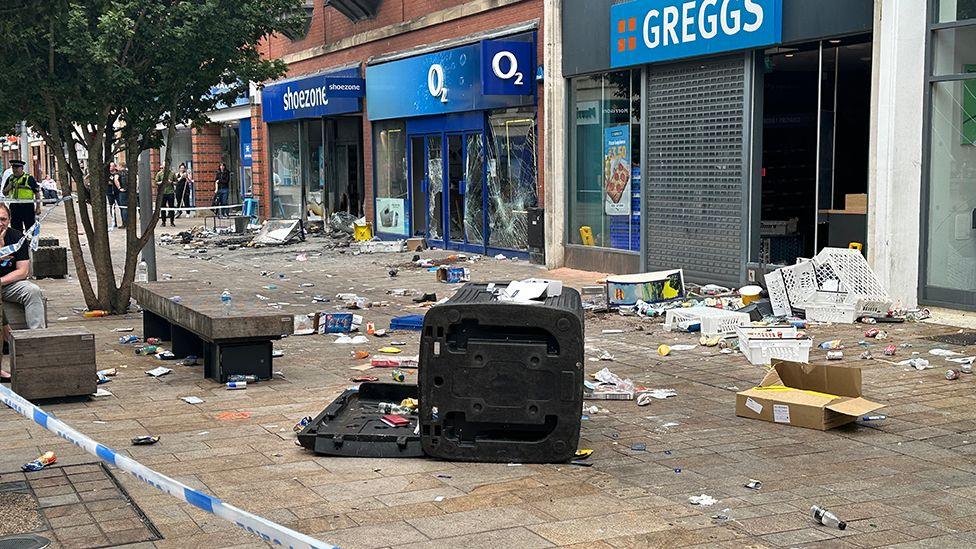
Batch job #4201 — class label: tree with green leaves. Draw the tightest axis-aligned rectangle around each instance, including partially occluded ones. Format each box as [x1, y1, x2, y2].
[0, 0, 304, 313]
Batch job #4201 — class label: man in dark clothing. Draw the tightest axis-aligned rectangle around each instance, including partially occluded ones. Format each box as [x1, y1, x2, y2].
[106, 161, 119, 228]
[0, 203, 45, 329]
[116, 164, 130, 228]
[2, 160, 41, 232]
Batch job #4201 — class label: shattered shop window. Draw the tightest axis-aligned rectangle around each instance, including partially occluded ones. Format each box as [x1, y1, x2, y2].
[486, 107, 539, 251]
[374, 120, 408, 236]
[568, 70, 641, 251]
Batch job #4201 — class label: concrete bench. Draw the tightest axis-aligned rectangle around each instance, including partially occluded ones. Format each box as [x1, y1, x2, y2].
[131, 281, 294, 382]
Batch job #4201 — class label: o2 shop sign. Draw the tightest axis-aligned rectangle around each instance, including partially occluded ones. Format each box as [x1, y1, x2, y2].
[481, 40, 534, 96]
[610, 0, 782, 67]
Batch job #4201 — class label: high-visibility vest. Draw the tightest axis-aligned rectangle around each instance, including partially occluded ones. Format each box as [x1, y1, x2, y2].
[7, 173, 35, 200]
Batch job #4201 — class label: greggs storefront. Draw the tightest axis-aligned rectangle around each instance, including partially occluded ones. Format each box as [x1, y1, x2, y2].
[560, 0, 875, 287]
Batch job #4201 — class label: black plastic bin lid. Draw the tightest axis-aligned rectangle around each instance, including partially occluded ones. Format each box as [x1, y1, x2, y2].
[297, 382, 423, 458]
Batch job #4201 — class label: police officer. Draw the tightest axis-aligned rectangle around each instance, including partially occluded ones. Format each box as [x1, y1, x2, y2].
[2, 160, 41, 232]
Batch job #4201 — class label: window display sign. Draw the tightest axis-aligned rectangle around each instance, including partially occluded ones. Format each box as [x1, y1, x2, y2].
[376, 197, 407, 236]
[610, 0, 782, 68]
[604, 125, 631, 215]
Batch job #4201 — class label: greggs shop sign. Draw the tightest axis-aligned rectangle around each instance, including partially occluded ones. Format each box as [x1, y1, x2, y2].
[610, 0, 782, 68]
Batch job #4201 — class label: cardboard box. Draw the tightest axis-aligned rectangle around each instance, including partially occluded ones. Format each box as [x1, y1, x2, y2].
[314, 312, 362, 334]
[436, 267, 470, 284]
[736, 361, 884, 431]
[606, 269, 685, 307]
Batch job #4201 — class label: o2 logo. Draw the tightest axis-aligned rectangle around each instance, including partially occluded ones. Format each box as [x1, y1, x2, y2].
[427, 64, 448, 103]
[491, 51, 523, 85]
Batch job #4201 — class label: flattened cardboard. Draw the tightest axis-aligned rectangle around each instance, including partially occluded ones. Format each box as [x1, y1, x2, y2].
[736, 361, 884, 431]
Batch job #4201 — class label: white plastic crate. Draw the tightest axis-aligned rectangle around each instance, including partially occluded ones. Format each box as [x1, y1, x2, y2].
[803, 303, 858, 324]
[764, 271, 791, 317]
[664, 307, 750, 336]
[735, 325, 813, 366]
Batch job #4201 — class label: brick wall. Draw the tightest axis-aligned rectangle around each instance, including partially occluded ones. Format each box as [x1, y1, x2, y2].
[191, 125, 223, 207]
[250, 105, 269, 218]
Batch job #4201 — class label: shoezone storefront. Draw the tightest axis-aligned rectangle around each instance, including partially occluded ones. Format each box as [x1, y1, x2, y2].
[562, 0, 874, 287]
[366, 33, 539, 256]
[262, 67, 366, 222]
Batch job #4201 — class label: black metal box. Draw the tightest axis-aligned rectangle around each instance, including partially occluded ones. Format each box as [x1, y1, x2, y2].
[419, 283, 584, 463]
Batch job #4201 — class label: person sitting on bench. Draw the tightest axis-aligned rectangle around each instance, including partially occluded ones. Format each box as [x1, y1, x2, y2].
[0, 203, 46, 329]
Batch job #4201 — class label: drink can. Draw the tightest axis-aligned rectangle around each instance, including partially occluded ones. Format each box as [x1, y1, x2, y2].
[883, 345, 897, 356]
[119, 335, 139, 344]
[391, 369, 406, 383]
[946, 369, 961, 381]
[146, 337, 161, 345]
[226, 381, 247, 390]
[962, 363, 973, 374]
[293, 416, 312, 432]
[827, 351, 843, 360]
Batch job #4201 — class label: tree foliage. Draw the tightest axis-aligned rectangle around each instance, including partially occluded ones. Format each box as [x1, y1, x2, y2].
[0, 0, 303, 312]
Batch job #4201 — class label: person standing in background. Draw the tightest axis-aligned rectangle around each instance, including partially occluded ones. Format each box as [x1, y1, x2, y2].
[116, 162, 130, 228]
[2, 160, 41, 233]
[155, 165, 176, 227]
[214, 162, 230, 218]
[174, 162, 193, 218]
[106, 162, 119, 228]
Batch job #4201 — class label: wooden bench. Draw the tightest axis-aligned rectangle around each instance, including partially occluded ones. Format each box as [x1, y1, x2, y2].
[131, 280, 294, 382]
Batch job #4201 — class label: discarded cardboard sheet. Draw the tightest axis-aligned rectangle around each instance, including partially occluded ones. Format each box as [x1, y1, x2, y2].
[251, 220, 301, 245]
[736, 361, 884, 431]
[606, 269, 685, 307]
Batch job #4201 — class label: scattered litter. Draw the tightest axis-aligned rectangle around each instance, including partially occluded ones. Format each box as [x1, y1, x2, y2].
[859, 351, 873, 360]
[92, 388, 113, 397]
[948, 356, 976, 365]
[883, 345, 897, 356]
[98, 368, 118, 377]
[352, 350, 370, 360]
[574, 449, 594, 460]
[946, 369, 961, 381]
[293, 416, 312, 432]
[658, 344, 671, 356]
[180, 396, 205, 404]
[118, 335, 140, 344]
[689, 494, 718, 506]
[351, 376, 379, 382]
[226, 381, 247, 390]
[334, 335, 369, 345]
[272, 349, 284, 358]
[745, 479, 762, 490]
[296, 253, 308, 262]
[433, 496, 445, 502]
[812, 506, 847, 530]
[930, 348, 963, 357]
[597, 351, 615, 361]
[391, 369, 407, 382]
[861, 414, 887, 421]
[378, 347, 402, 354]
[350, 364, 374, 372]
[602, 329, 624, 334]
[21, 451, 57, 472]
[820, 340, 843, 350]
[636, 389, 677, 406]
[112, 327, 134, 332]
[669, 344, 696, 351]
[827, 351, 844, 360]
[631, 443, 646, 451]
[131, 436, 160, 446]
[901, 358, 932, 370]
[145, 367, 172, 377]
[216, 411, 251, 420]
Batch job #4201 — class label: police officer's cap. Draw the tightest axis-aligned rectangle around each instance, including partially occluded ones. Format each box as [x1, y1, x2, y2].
[8, 160, 25, 167]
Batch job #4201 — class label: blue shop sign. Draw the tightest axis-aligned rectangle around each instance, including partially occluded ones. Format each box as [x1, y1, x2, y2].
[366, 37, 535, 121]
[262, 68, 364, 123]
[239, 118, 253, 168]
[610, 0, 782, 68]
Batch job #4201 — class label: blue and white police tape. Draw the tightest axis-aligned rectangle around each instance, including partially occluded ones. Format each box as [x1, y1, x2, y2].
[0, 195, 75, 257]
[0, 383, 338, 549]
[116, 203, 243, 212]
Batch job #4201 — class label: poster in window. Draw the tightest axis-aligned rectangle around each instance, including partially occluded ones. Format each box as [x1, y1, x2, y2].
[376, 198, 407, 235]
[604, 125, 631, 215]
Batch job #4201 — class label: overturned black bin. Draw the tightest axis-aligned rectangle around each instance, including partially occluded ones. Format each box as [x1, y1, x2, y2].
[418, 283, 584, 463]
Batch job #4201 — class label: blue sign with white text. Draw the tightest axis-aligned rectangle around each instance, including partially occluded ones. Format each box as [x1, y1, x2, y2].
[481, 40, 535, 96]
[262, 68, 363, 123]
[610, 0, 782, 68]
[239, 118, 252, 168]
[366, 38, 536, 121]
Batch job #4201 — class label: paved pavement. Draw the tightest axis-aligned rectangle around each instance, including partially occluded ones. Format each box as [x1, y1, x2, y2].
[3, 209, 976, 548]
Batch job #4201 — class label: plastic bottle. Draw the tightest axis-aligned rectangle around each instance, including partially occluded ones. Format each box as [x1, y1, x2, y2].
[136, 260, 148, 283]
[811, 506, 846, 530]
[227, 374, 257, 383]
[84, 310, 109, 318]
[220, 289, 232, 316]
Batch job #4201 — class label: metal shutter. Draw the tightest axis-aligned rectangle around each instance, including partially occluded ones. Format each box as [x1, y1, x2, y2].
[645, 56, 747, 287]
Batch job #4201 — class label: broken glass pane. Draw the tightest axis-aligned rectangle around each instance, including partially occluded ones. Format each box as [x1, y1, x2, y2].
[464, 133, 484, 245]
[486, 108, 538, 250]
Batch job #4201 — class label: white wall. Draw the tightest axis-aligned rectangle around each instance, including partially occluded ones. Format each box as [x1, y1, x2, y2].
[868, 0, 928, 308]
[543, 0, 566, 269]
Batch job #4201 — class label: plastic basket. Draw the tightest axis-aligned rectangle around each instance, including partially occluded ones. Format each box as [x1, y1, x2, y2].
[764, 271, 791, 317]
[735, 325, 813, 366]
[665, 307, 750, 336]
[802, 303, 857, 324]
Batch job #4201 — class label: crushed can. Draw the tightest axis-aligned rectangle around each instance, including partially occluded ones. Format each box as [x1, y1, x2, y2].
[21, 451, 57, 472]
[883, 345, 897, 356]
[946, 369, 961, 381]
[293, 416, 312, 432]
[135, 345, 159, 355]
[391, 369, 406, 383]
[118, 335, 140, 344]
[226, 381, 247, 390]
[864, 328, 880, 338]
[131, 435, 160, 445]
[146, 337, 161, 345]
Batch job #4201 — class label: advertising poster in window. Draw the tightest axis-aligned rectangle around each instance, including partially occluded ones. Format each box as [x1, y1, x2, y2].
[376, 197, 407, 235]
[604, 125, 631, 215]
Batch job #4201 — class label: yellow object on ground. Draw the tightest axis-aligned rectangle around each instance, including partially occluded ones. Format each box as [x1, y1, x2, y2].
[658, 344, 671, 356]
[353, 222, 373, 241]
